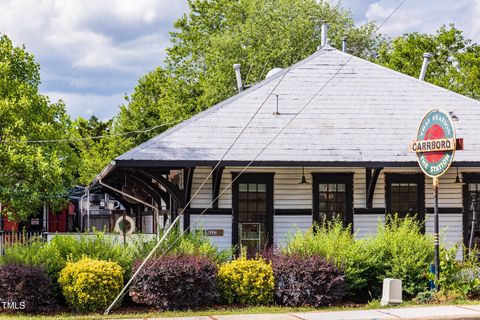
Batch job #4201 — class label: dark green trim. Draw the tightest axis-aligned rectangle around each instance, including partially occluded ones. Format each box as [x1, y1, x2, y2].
[312, 173, 354, 229]
[231, 173, 274, 249]
[354, 208, 385, 215]
[275, 209, 312, 216]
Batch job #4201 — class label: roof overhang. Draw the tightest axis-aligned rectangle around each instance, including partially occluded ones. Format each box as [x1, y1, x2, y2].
[113, 159, 480, 168]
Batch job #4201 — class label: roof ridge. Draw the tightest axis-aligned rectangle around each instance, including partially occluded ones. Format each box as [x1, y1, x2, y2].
[117, 47, 332, 160]
[334, 49, 480, 106]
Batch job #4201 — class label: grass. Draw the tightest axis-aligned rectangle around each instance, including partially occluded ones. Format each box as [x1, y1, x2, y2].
[2, 300, 480, 320]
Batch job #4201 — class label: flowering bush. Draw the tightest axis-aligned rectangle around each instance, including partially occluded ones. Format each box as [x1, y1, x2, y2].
[271, 254, 345, 307]
[0, 264, 54, 313]
[130, 255, 218, 310]
[58, 257, 123, 312]
[217, 255, 274, 305]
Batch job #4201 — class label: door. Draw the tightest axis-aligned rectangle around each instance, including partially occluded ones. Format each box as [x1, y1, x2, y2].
[232, 173, 274, 255]
[463, 174, 480, 249]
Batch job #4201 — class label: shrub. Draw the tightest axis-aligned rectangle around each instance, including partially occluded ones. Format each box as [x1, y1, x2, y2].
[0, 264, 54, 313]
[271, 254, 345, 307]
[218, 254, 274, 305]
[0, 232, 135, 285]
[414, 291, 437, 304]
[282, 220, 377, 301]
[0, 229, 231, 286]
[368, 215, 434, 297]
[433, 245, 480, 298]
[58, 257, 123, 313]
[137, 229, 233, 263]
[282, 216, 435, 300]
[130, 255, 218, 310]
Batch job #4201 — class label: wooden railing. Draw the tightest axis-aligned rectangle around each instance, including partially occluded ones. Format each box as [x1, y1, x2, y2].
[0, 231, 44, 255]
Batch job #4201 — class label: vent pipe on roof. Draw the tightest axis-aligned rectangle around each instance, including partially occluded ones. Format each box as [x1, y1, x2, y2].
[342, 36, 347, 52]
[419, 53, 432, 81]
[321, 23, 328, 47]
[233, 63, 243, 93]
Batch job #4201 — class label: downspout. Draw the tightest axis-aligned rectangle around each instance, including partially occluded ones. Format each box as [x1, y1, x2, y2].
[79, 194, 85, 231]
[87, 188, 90, 232]
[42, 202, 47, 232]
[0, 203, 3, 231]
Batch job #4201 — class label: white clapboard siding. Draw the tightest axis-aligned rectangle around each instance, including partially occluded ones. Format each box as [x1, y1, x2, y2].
[190, 215, 232, 251]
[274, 215, 312, 248]
[425, 214, 463, 248]
[190, 167, 365, 209]
[354, 214, 385, 238]
[373, 167, 467, 209]
[191, 166, 472, 210]
[190, 167, 214, 208]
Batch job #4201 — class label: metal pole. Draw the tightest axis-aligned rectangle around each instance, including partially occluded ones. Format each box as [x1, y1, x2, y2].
[87, 188, 90, 232]
[433, 177, 440, 284]
[123, 211, 127, 246]
[469, 197, 477, 254]
[0, 231, 4, 256]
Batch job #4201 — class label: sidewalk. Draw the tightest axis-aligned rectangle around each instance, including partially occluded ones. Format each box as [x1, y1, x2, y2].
[132, 305, 480, 320]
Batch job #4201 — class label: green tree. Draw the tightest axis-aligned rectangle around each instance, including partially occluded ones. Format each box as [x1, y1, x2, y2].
[70, 116, 125, 186]
[0, 34, 77, 221]
[376, 24, 480, 100]
[114, 0, 384, 143]
[85, 0, 385, 182]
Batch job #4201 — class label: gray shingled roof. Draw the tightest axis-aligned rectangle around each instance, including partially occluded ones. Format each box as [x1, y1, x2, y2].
[115, 46, 480, 166]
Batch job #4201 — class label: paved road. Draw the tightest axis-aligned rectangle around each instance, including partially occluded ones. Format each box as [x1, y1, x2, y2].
[126, 305, 480, 320]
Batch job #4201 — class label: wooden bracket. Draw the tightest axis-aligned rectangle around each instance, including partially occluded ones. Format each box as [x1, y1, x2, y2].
[366, 167, 383, 209]
[137, 169, 185, 207]
[212, 167, 224, 209]
[183, 167, 195, 208]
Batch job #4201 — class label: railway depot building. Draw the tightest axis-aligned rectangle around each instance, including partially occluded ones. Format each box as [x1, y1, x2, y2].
[94, 44, 480, 254]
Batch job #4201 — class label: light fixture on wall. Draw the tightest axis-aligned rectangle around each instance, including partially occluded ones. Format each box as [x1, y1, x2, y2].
[455, 166, 462, 184]
[299, 167, 310, 184]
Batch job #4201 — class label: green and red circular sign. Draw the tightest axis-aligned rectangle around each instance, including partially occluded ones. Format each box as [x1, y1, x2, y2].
[409, 109, 456, 178]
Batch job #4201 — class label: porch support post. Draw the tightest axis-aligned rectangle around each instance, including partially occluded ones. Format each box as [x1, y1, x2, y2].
[183, 167, 195, 208]
[366, 167, 383, 209]
[212, 167, 224, 209]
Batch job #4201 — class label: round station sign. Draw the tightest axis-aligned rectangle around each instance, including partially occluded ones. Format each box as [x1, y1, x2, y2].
[410, 109, 456, 178]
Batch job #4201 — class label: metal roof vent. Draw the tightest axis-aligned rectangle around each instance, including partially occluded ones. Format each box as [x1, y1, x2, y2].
[233, 63, 243, 93]
[342, 36, 347, 52]
[265, 67, 283, 79]
[418, 53, 432, 81]
[321, 23, 328, 47]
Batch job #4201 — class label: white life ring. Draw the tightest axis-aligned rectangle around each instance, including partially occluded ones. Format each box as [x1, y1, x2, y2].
[114, 216, 135, 235]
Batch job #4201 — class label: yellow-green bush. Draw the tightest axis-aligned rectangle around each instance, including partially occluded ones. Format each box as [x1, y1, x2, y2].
[58, 257, 124, 313]
[217, 255, 274, 305]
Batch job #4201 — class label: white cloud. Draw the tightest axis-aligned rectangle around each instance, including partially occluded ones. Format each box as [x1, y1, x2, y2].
[365, 3, 422, 35]
[469, 0, 480, 42]
[48, 91, 125, 120]
[0, 0, 188, 119]
[363, 0, 479, 42]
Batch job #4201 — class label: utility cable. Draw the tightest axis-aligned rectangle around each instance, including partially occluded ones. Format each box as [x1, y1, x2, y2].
[104, 0, 407, 313]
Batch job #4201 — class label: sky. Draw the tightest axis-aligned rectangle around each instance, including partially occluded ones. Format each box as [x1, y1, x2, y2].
[1, 0, 479, 120]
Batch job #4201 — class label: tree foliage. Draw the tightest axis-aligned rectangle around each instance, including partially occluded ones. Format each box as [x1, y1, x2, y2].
[376, 24, 480, 100]
[70, 115, 130, 186]
[113, 0, 384, 143]
[0, 34, 77, 220]
[82, 0, 385, 181]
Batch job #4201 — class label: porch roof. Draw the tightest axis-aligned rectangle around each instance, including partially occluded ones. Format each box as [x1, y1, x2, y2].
[115, 46, 480, 166]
